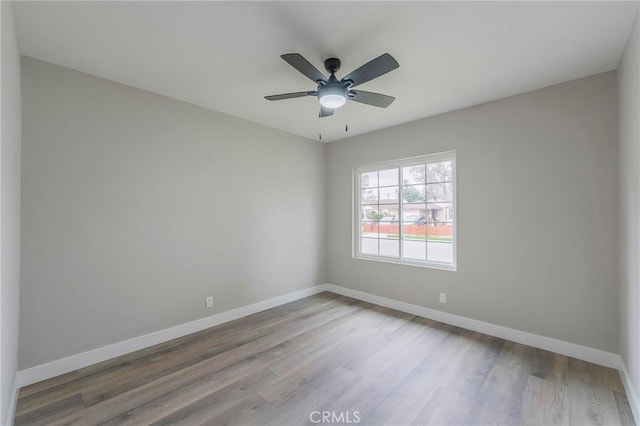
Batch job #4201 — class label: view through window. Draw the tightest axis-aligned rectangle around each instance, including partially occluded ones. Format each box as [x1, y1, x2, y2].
[354, 152, 456, 270]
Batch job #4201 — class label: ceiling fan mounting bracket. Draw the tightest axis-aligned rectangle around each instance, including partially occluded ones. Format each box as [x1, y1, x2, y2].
[324, 57, 341, 74]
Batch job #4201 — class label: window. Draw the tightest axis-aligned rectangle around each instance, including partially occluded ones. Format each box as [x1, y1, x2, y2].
[354, 151, 456, 270]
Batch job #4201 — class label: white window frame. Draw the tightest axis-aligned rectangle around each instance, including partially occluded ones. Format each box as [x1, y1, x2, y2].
[353, 151, 457, 271]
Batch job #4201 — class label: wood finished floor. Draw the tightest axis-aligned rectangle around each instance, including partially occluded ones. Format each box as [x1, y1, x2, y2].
[15, 292, 635, 426]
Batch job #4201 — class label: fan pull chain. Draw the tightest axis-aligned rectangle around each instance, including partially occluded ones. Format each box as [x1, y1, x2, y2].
[345, 103, 349, 133]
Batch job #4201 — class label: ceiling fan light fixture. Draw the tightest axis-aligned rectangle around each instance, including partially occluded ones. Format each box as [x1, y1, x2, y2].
[319, 92, 347, 109]
[318, 82, 348, 109]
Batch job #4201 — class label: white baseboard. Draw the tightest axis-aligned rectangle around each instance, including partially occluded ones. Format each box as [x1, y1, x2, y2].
[17, 285, 327, 388]
[15, 282, 624, 394]
[5, 373, 18, 426]
[619, 356, 640, 424]
[324, 283, 621, 369]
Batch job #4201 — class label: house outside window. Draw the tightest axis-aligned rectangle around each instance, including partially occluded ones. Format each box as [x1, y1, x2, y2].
[354, 151, 456, 270]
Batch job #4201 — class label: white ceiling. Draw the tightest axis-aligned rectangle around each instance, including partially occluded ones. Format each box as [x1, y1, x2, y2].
[14, 1, 640, 142]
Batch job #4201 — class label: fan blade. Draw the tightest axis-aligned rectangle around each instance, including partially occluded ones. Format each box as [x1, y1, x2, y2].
[348, 90, 395, 108]
[281, 54, 327, 84]
[265, 91, 316, 101]
[319, 106, 334, 118]
[341, 53, 399, 88]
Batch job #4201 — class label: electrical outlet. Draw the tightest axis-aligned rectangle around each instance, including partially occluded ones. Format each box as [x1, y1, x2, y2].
[205, 296, 213, 308]
[439, 292, 447, 304]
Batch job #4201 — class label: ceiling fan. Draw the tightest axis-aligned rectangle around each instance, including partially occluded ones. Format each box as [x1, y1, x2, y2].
[265, 53, 399, 118]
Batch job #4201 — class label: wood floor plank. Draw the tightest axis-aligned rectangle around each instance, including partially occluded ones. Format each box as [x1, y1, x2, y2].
[520, 375, 568, 426]
[14, 393, 84, 426]
[614, 390, 636, 426]
[341, 316, 435, 377]
[437, 331, 505, 400]
[200, 393, 272, 426]
[142, 368, 275, 425]
[257, 309, 393, 407]
[367, 324, 482, 425]
[80, 297, 351, 406]
[471, 341, 538, 425]
[16, 371, 81, 400]
[54, 299, 366, 425]
[18, 293, 355, 417]
[316, 318, 458, 424]
[96, 299, 391, 425]
[14, 293, 635, 426]
[568, 357, 625, 426]
[411, 386, 477, 426]
[260, 367, 363, 426]
[368, 305, 416, 333]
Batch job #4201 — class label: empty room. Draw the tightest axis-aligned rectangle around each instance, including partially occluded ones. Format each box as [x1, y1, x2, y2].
[1, 1, 640, 425]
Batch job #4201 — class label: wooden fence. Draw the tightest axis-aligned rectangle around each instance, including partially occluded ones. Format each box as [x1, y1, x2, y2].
[362, 223, 452, 237]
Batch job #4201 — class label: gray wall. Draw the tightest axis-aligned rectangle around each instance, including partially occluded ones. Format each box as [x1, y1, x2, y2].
[619, 10, 640, 404]
[19, 57, 326, 369]
[1, 1, 22, 423]
[16, 44, 627, 376]
[327, 72, 619, 353]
